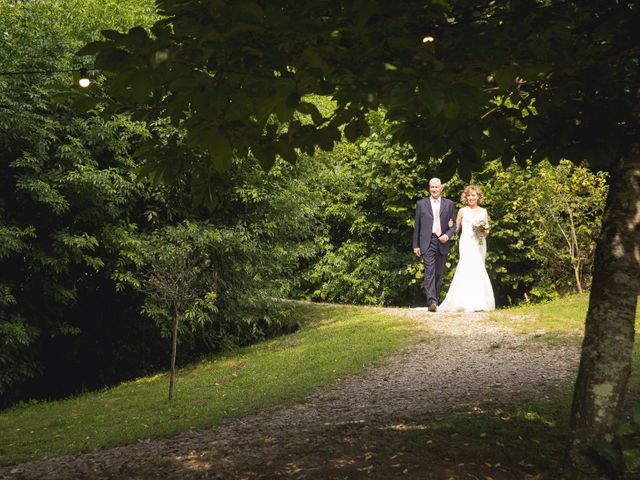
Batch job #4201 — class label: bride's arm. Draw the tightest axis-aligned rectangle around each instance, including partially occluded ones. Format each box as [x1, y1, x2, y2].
[483, 210, 490, 237]
[455, 209, 463, 233]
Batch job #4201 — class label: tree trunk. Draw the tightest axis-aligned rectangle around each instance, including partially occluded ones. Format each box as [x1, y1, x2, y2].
[168, 304, 180, 401]
[564, 145, 640, 477]
[573, 264, 583, 294]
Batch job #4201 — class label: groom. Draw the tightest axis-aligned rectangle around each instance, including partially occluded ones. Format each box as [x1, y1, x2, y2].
[412, 178, 456, 311]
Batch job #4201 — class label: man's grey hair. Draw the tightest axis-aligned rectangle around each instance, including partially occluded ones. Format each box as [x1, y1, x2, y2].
[429, 177, 442, 186]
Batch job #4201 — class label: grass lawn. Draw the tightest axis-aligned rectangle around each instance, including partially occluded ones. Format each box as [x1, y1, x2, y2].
[490, 292, 640, 332]
[489, 292, 591, 335]
[0, 303, 417, 466]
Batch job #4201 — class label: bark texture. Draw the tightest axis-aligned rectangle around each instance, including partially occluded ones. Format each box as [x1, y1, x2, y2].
[565, 145, 640, 478]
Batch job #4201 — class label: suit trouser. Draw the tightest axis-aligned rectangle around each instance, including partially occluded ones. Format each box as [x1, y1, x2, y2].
[422, 234, 446, 305]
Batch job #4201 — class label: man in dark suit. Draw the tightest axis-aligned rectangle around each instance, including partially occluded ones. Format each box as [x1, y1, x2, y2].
[412, 178, 456, 311]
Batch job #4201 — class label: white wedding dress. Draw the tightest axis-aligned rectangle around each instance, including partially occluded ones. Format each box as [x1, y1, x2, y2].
[439, 206, 495, 312]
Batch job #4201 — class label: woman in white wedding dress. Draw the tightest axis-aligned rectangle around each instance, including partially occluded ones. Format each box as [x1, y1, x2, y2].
[439, 185, 495, 312]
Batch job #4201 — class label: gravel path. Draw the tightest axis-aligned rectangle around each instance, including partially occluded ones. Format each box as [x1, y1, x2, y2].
[1, 309, 581, 480]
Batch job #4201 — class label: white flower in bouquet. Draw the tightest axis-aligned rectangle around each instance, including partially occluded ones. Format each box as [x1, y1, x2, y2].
[472, 219, 490, 245]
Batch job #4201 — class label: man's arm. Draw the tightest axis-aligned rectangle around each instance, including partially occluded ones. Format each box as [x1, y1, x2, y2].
[440, 200, 457, 243]
[412, 201, 421, 256]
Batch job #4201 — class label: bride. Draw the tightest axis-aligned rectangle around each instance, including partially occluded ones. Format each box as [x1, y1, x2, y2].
[439, 185, 495, 312]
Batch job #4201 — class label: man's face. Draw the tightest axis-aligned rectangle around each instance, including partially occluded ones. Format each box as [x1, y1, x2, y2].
[429, 181, 443, 199]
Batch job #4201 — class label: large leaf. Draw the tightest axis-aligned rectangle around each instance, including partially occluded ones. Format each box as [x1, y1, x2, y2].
[94, 47, 134, 71]
[389, 83, 415, 109]
[208, 131, 233, 173]
[128, 69, 153, 103]
[316, 125, 341, 151]
[125, 26, 152, 49]
[443, 100, 460, 120]
[275, 140, 297, 164]
[253, 143, 276, 171]
[344, 118, 370, 143]
[297, 102, 324, 126]
[418, 82, 445, 115]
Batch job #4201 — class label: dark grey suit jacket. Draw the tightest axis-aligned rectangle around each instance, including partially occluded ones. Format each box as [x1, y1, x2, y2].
[412, 197, 457, 255]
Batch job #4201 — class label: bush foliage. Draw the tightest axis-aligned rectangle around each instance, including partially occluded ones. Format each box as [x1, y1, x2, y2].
[290, 111, 608, 306]
[0, 0, 317, 407]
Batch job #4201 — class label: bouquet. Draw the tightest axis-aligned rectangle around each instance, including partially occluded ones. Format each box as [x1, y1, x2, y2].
[472, 219, 490, 245]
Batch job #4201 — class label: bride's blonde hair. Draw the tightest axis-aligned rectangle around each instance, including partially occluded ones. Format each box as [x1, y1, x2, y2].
[460, 185, 484, 205]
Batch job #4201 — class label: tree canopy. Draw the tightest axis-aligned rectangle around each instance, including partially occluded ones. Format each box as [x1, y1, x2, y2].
[77, 1, 637, 196]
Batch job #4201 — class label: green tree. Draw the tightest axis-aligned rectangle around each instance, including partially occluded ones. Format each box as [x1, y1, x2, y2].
[134, 223, 220, 400]
[78, 0, 639, 475]
[0, 0, 322, 408]
[0, 0, 157, 401]
[525, 162, 607, 295]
